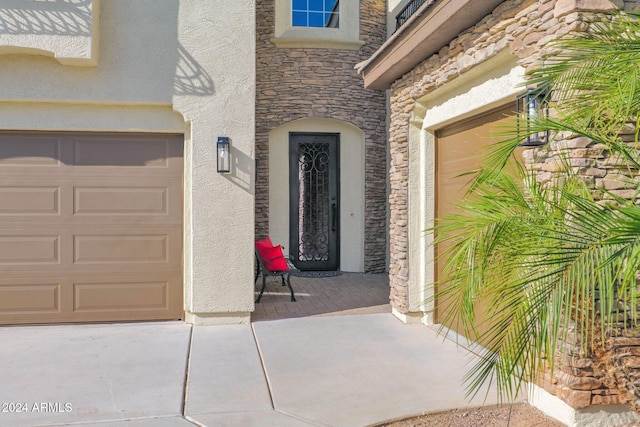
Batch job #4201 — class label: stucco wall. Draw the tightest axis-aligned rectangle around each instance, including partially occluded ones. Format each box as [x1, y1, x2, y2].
[0, 0, 100, 66]
[255, 0, 388, 273]
[0, 0, 256, 325]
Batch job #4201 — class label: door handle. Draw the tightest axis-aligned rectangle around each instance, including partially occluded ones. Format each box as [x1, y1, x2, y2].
[331, 203, 337, 231]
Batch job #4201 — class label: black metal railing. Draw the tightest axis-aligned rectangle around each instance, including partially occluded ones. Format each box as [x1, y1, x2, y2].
[395, 0, 430, 32]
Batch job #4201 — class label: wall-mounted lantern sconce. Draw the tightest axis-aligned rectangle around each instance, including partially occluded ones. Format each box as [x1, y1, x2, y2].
[216, 136, 230, 173]
[517, 87, 550, 147]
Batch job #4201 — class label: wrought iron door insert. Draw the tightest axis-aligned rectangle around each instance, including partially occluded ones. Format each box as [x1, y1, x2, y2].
[289, 133, 339, 271]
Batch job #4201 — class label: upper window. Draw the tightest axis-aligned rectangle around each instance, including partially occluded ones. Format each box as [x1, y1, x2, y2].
[272, 0, 362, 50]
[292, 0, 339, 28]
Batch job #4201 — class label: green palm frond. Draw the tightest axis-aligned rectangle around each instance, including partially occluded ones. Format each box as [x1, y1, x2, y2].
[430, 10, 640, 404]
[433, 170, 640, 402]
[472, 12, 640, 187]
[529, 13, 640, 133]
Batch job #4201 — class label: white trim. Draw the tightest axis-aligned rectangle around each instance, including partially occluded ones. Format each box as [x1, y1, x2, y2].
[272, 0, 363, 49]
[406, 52, 525, 322]
[407, 106, 433, 317]
[421, 51, 526, 131]
[528, 383, 640, 427]
[271, 37, 364, 50]
[0, 102, 185, 133]
[528, 384, 576, 426]
[184, 312, 251, 326]
[392, 307, 429, 324]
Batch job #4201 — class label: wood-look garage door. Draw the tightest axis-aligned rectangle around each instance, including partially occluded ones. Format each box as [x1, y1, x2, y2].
[435, 104, 518, 342]
[0, 132, 183, 324]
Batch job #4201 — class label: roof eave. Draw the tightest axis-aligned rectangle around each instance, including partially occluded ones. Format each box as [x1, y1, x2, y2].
[356, 0, 505, 90]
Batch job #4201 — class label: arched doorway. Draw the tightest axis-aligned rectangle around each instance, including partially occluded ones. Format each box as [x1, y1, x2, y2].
[269, 118, 365, 272]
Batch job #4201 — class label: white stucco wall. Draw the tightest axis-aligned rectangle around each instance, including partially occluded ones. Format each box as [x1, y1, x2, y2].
[0, 0, 256, 325]
[269, 118, 365, 272]
[0, 0, 100, 66]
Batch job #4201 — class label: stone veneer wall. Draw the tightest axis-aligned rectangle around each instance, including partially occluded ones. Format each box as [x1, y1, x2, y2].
[387, 0, 640, 410]
[528, 125, 640, 410]
[255, 0, 388, 273]
[388, 0, 573, 312]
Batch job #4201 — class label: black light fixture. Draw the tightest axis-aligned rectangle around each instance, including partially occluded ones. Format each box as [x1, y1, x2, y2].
[216, 136, 230, 173]
[516, 87, 550, 147]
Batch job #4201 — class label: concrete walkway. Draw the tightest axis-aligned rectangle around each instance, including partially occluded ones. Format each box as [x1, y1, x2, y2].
[0, 313, 503, 427]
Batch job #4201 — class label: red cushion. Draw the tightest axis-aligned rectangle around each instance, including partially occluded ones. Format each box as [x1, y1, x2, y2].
[255, 237, 273, 253]
[257, 244, 289, 272]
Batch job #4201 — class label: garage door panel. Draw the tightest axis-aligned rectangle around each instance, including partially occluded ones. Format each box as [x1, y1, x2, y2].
[0, 181, 72, 223]
[72, 136, 182, 171]
[0, 280, 182, 324]
[73, 281, 169, 312]
[438, 144, 484, 165]
[0, 235, 59, 264]
[436, 104, 516, 344]
[0, 186, 60, 215]
[0, 228, 182, 273]
[0, 279, 181, 325]
[0, 132, 184, 324]
[0, 135, 64, 167]
[74, 234, 169, 264]
[69, 178, 181, 222]
[69, 272, 182, 321]
[74, 186, 172, 216]
[0, 283, 60, 315]
[71, 226, 180, 268]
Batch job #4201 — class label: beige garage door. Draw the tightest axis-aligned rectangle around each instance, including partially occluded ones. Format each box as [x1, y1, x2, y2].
[0, 132, 183, 324]
[435, 104, 518, 342]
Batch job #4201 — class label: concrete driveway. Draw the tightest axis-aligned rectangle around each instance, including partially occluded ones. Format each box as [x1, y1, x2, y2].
[0, 313, 501, 426]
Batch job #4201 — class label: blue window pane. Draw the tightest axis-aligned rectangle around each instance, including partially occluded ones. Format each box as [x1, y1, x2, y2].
[309, 0, 323, 11]
[292, 0, 307, 10]
[292, 11, 307, 26]
[292, 0, 338, 28]
[324, 0, 338, 11]
[308, 12, 324, 27]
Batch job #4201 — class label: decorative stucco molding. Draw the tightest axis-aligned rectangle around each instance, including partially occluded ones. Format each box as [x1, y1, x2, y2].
[0, 0, 99, 66]
[271, 0, 363, 49]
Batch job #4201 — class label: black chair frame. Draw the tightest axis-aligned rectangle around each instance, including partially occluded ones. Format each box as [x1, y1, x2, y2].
[254, 248, 296, 303]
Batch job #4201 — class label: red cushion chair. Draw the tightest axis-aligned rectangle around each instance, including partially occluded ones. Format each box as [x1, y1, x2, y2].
[255, 236, 273, 252]
[257, 244, 289, 272]
[254, 238, 296, 303]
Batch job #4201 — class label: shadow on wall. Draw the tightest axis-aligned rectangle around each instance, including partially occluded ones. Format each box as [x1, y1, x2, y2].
[0, 0, 214, 98]
[0, 132, 183, 166]
[0, 0, 92, 36]
[227, 145, 254, 194]
[174, 43, 214, 96]
[0, 1, 254, 185]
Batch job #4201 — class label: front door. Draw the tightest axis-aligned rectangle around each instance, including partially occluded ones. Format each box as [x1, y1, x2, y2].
[289, 133, 339, 271]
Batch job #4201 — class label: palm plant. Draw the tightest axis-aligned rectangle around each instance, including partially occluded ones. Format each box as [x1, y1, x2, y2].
[433, 11, 640, 404]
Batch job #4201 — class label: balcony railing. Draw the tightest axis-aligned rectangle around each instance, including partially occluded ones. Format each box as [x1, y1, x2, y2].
[394, 0, 431, 32]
